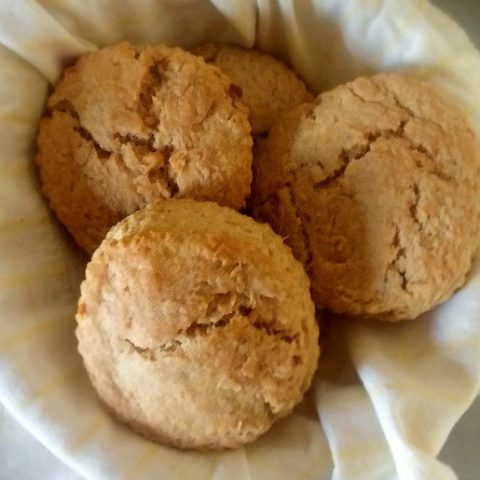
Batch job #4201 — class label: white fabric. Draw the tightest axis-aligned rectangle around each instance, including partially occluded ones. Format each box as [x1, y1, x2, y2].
[0, 403, 81, 480]
[0, 1, 479, 479]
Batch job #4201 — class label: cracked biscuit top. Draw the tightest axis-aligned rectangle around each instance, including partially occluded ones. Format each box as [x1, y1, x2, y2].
[252, 73, 480, 320]
[192, 43, 313, 136]
[76, 199, 319, 449]
[36, 41, 252, 254]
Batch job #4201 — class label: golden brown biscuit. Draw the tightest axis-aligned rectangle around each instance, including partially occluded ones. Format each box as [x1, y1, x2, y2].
[252, 73, 480, 320]
[36, 42, 252, 253]
[192, 43, 313, 135]
[76, 199, 319, 450]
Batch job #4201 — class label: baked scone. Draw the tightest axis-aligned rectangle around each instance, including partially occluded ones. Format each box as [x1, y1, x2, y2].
[252, 73, 480, 320]
[76, 199, 319, 450]
[36, 41, 252, 254]
[192, 43, 313, 135]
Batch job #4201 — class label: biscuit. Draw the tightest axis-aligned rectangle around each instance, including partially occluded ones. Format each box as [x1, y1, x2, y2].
[76, 199, 319, 449]
[192, 43, 313, 135]
[252, 73, 480, 320]
[36, 41, 252, 253]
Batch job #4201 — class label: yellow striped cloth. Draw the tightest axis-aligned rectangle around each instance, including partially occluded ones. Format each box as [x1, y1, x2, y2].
[0, 1, 479, 479]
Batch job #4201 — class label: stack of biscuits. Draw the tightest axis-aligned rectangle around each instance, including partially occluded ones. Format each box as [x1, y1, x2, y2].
[36, 41, 480, 450]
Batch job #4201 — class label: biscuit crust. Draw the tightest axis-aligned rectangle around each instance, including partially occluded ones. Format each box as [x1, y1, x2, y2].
[36, 42, 252, 253]
[76, 199, 319, 449]
[252, 73, 480, 320]
[193, 43, 313, 135]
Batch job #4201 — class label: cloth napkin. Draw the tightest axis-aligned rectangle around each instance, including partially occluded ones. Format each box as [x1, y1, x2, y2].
[0, 1, 479, 479]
